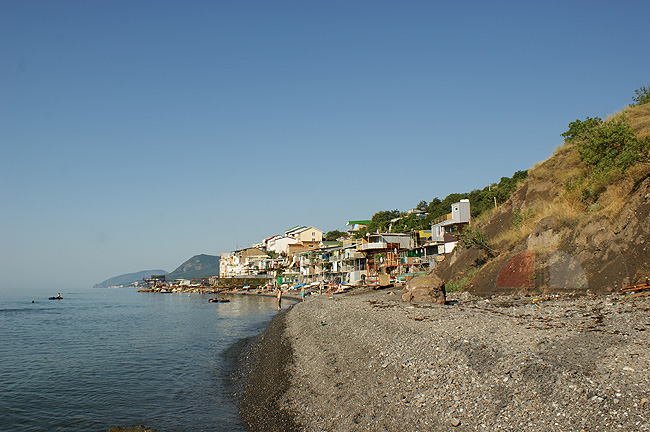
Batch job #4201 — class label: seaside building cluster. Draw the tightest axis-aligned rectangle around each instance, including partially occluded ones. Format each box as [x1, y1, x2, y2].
[219, 200, 471, 289]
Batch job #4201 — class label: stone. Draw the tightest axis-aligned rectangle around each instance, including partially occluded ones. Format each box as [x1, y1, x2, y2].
[450, 417, 461, 427]
[401, 274, 446, 304]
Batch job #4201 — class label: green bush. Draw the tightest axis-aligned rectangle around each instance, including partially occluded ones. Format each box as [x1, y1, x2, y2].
[324, 230, 347, 241]
[562, 114, 650, 173]
[632, 85, 650, 106]
[458, 226, 495, 256]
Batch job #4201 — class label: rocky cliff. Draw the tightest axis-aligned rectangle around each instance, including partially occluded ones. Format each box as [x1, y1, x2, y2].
[436, 103, 650, 295]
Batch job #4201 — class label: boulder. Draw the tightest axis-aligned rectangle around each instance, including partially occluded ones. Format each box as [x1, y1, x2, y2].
[401, 274, 446, 304]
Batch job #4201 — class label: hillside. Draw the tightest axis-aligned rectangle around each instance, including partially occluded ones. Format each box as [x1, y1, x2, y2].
[94, 269, 168, 288]
[164, 254, 221, 281]
[436, 101, 650, 295]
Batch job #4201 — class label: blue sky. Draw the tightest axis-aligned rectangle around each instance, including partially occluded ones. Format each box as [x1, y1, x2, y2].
[2, 0, 649, 292]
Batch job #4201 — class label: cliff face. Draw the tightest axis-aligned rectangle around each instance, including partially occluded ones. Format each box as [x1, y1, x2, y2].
[436, 105, 650, 295]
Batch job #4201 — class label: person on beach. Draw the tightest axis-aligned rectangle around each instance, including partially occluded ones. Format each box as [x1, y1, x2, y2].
[301, 287, 306, 302]
[276, 288, 282, 311]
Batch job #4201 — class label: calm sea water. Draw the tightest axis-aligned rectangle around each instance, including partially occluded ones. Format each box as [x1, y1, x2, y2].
[0, 288, 283, 432]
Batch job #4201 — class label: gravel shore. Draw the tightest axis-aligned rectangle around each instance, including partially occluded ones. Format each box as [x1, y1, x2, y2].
[241, 287, 650, 431]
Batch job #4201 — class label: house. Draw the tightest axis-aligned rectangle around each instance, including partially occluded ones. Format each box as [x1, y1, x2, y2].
[358, 233, 413, 252]
[286, 226, 323, 243]
[357, 233, 413, 285]
[287, 240, 320, 256]
[317, 244, 365, 285]
[219, 252, 235, 277]
[261, 235, 282, 250]
[443, 232, 459, 254]
[429, 199, 471, 253]
[267, 236, 300, 255]
[346, 220, 371, 234]
[295, 249, 321, 284]
[219, 247, 270, 277]
[285, 226, 307, 238]
[431, 199, 470, 241]
[341, 244, 367, 285]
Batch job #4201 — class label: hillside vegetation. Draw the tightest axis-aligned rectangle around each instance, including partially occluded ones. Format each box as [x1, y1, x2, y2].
[164, 254, 221, 281]
[94, 269, 168, 288]
[351, 170, 528, 239]
[436, 87, 650, 295]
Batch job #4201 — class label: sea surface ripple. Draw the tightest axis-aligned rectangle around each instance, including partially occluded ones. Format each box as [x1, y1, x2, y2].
[0, 288, 280, 432]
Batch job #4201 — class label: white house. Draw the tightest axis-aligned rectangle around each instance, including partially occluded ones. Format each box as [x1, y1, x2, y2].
[430, 199, 471, 253]
[267, 236, 300, 254]
[431, 199, 471, 243]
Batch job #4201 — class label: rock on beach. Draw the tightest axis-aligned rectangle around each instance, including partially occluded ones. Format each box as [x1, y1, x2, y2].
[241, 287, 650, 431]
[401, 273, 446, 304]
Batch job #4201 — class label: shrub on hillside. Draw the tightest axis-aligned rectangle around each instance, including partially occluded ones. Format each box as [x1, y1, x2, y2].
[562, 114, 650, 173]
[458, 226, 495, 256]
[632, 85, 650, 106]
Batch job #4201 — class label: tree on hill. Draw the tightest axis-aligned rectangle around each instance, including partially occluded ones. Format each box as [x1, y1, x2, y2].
[353, 170, 528, 237]
[324, 230, 347, 241]
[354, 210, 403, 238]
[632, 85, 650, 106]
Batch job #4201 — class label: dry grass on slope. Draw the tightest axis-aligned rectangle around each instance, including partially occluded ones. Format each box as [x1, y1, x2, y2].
[441, 102, 650, 294]
[626, 101, 650, 138]
[504, 102, 650, 243]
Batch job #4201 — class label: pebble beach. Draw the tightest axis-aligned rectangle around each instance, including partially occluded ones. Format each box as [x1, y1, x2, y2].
[240, 287, 650, 431]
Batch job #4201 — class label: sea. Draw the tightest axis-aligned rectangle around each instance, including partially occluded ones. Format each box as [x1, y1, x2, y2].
[0, 288, 284, 432]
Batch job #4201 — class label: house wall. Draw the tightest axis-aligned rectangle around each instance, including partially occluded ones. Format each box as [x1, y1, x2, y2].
[299, 227, 323, 243]
[268, 236, 299, 254]
[220, 252, 235, 277]
[288, 241, 319, 256]
[432, 200, 472, 242]
[362, 234, 412, 250]
[445, 241, 458, 254]
[451, 199, 471, 224]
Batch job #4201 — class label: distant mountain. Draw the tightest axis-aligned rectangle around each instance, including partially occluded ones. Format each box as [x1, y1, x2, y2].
[94, 269, 168, 288]
[165, 254, 221, 281]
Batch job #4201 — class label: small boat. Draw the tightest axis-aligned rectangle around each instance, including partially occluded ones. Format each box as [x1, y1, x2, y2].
[49, 296, 63, 300]
[209, 297, 230, 303]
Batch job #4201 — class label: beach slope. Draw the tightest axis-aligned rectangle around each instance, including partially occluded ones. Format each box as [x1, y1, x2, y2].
[242, 288, 650, 431]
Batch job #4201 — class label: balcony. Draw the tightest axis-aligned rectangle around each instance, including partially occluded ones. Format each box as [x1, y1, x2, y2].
[431, 213, 453, 226]
[358, 241, 401, 252]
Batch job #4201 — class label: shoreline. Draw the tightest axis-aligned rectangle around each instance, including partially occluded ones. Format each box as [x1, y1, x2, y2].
[236, 310, 301, 432]
[240, 287, 650, 431]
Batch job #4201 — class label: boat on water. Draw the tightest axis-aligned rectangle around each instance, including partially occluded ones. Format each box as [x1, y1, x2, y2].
[209, 298, 230, 303]
[49, 295, 63, 300]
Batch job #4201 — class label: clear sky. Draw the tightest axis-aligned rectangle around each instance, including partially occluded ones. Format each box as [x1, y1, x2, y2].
[2, 0, 649, 292]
